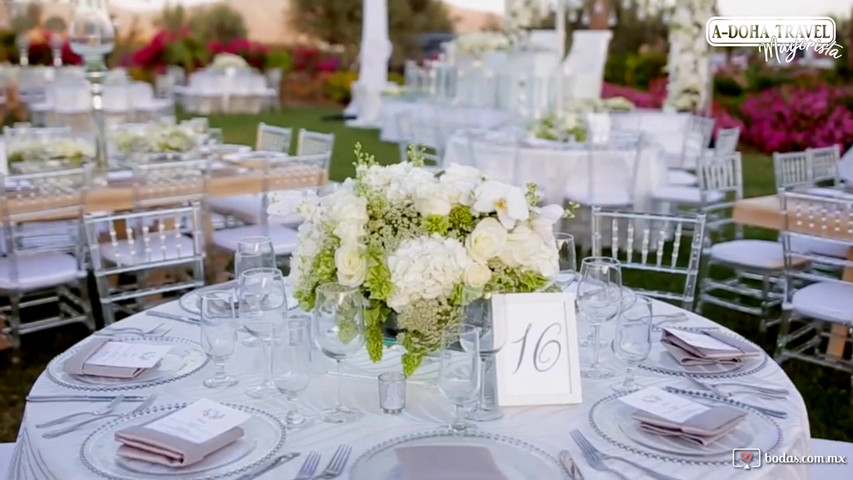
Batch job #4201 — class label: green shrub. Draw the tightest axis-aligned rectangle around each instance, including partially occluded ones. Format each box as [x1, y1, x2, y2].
[624, 51, 667, 89]
[323, 71, 358, 104]
[264, 49, 293, 73]
[714, 75, 744, 97]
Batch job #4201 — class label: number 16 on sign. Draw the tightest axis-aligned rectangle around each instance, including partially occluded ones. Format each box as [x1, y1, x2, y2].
[492, 293, 583, 406]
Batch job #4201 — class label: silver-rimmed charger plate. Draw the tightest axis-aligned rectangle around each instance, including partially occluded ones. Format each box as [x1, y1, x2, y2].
[589, 392, 782, 465]
[46, 336, 207, 391]
[179, 280, 298, 315]
[195, 144, 251, 156]
[81, 402, 285, 480]
[349, 430, 569, 480]
[638, 327, 768, 378]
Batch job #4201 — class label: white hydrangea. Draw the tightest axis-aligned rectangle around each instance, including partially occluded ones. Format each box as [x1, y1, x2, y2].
[387, 235, 470, 311]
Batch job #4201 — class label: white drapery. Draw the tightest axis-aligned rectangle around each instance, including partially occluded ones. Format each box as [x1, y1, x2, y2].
[665, 0, 715, 113]
[346, 0, 392, 126]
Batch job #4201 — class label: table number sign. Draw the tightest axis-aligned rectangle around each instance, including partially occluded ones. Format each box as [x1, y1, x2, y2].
[493, 293, 582, 406]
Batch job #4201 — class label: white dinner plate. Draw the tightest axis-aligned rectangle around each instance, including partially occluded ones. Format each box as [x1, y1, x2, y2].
[638, 327, 768, 378]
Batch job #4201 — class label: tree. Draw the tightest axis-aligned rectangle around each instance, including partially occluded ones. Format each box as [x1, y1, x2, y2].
[188, 4, 248, 44]
[44, 16, 67, 33]
[289, 0, 453, 65]
[154, 3, 188, 32]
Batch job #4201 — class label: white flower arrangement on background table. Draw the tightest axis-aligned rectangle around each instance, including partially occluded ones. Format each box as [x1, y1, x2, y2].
[114, 125, 198, 155]
[453, 32, 512, 58]
[271, 144, 568, 375]
[530, 112, 588, 142]
[208, 52, 251, 72]
[7, 138, 95, 166]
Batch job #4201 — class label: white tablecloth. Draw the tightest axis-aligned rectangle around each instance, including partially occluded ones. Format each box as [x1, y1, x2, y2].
[378, 98, 514, 143]
[609, 109, 692, 159]
[8, 297, 810, 479]
[444, 133, 668, 212]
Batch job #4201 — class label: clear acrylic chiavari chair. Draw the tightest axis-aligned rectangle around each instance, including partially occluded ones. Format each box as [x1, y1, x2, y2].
[773, 150, 813, 190]
[0, 166, 94, 347]
[256, 122, 293, 154]
[85, 204, 206, 326]
[131, 159, 210, 210]
[296, 128, 335, 157]
[776, 190, 853, 390]
[590, 207, 707, 310]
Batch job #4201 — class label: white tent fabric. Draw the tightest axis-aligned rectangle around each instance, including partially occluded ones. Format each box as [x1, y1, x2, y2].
[346, 0, 393, 127]
[560, 30, 612, 104]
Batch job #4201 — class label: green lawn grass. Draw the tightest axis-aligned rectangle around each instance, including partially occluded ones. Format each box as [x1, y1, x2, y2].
[1, 108, 850, 443]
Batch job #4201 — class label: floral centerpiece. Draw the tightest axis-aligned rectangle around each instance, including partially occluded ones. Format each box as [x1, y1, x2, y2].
[665, 0, 714, 112]
[114, 125, 198, 155]
[504, 0, 546, 47]
[600, 96, 636, 112]
[530, 112, 587, 142]
[7, 138, 94, 166]
[276, 145, 566, 375]
[453, 32, 512, 59]
[209, 52, 251, 72]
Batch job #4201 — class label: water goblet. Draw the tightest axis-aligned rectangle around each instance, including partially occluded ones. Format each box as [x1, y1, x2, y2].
[273, 317, 313, 428]
[438, 323, 481, 432]
[612, 296, 653, 394]
[555, 232, 578, 291]
[312, 283, 365, 423]
[199, 291, 239, 388]
[577, 256, 623, 379]
[239, 268, 288, 399]
[579, 257, 616, 348]
[463, 295, 506, 422]
[235, 236, 276, 348]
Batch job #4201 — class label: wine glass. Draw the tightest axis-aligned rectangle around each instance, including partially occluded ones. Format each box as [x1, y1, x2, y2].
[273, 317, 313, 428]
[199, 291, 239, 388]
[69, 2, 116, 60]
[235, 236, 275, 347]
[463, 295, 506, 422]
[577, 257, 623, 379]
[239, 268, 288, 398]
[555, 232, 577, 291]
[612, 296, 653, 394]
[579, 258, 615, 349]
[438, 323, 481, 432]
[312, 283, 365, 423]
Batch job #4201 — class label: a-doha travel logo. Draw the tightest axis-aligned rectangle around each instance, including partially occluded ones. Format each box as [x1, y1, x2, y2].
[706, 17, 844, 64]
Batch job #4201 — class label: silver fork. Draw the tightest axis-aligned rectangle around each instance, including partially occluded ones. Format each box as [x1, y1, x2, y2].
[43, 394, 157, 439]
[686, 375, 787, 400]
[311, 445, 352, 479]
[36, 395, 125, 428]
[570, 430, 681, 480]
[293, 451, 321, 480]
[101, 323, 165, 335]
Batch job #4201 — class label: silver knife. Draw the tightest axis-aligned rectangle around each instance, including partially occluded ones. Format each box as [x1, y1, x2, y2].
[27, 395, 147, 403]
[146, 310, 199, 324]
[559, 450, 584, 479]
[664, 387, 788, 418]
[236, 452, 300, 480]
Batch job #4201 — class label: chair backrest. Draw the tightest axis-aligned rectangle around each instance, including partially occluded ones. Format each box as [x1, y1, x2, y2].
[697, 152, 743, 236]
[131, 159, 209, 209]
[714, 127, 740, 155]
[0, 166, 92, 280]
[773, 150, 811, 190]
[395, 111, 443, 167]
[807, 145, 841, 185]
[296, 128, 335, 156]
[591, 206, 707, 310]
[779, 190, 853, 287]
[256, 122, 293, 153]
[84, 203, 206, 325]
[679, 115, 714, 166]
[259, 153, 331, 225]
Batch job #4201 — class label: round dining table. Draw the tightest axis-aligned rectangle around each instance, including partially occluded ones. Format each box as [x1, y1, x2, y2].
[9, 295, 810, 479]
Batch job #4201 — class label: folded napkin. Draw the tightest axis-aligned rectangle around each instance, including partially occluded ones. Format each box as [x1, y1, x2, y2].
[633, 405, 747, 446]
[62, 337, 148, 379]
[115, 424, 244, 467]
[395, 445, 508, 480]
[661, 328, 762, 366]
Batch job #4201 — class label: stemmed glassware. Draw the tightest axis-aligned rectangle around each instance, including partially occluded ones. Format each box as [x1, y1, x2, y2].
[235, 236, 276, 348]
[438, 323, 481, 432]
[311, 283, 365, 424]
[612, 295, 653, 394]
[463, 295, 506, 422]
[199, 291, 239, 388]
[555, 232, 577, 291]
[273, 317, 313, 428]
[576, 257, 623, 379]
[239, 268, 288, 399]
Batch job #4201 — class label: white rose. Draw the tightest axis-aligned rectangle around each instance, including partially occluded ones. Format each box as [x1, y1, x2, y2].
[465, 217, 507, 262]
[326, 191, 368, 226]
[333, 221, 365, 244]
[464, 262, 492, 288]
[499, 225, 558, 279]
[335, 243, 367, 287]
[414, 182, 453, 217]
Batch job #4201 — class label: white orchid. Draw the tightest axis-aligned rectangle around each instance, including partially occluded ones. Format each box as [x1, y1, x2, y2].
[530, 204, 564, 245]
[472, 180, 530, 229]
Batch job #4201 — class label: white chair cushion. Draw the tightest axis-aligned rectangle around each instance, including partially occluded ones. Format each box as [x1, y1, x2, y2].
[667, 169, 698, 186]
[709, 240, 788, 270]
[99, 235, 197, 266]
[0, 442, 15, 479]
[652, 186, 724, 205]
[0, 252, 82, 291]
[790, 236, 852, 258]
[792, 281, 853, 325]
[212, 224, 298, 255]
[811, 438, 853, 478]
[209, 194, 264, 225]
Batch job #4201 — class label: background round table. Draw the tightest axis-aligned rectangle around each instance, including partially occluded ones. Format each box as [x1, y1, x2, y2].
[9, 297, 810, 479]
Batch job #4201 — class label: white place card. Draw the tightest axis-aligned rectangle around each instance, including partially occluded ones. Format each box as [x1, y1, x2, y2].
[620, 386, 710, 423]
[84, 342, 173, 369]
[664, 328, 739, 352]
[146, 399, 251, 444]
[493, 293, 582, 406]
